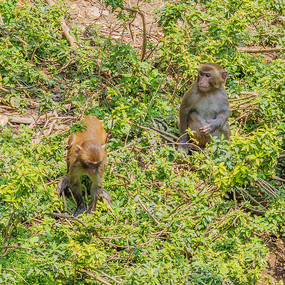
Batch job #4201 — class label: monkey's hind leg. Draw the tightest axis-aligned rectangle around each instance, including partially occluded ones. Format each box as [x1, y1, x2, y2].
[87, 187, 112, 213]
[70, 178, 86, 217]
[177, 133, 192, 155]
[211, 122, 230, 142]
[87, 169, 105, 214]
[87, 182, 100, 215]
[188, 114, 211, 148]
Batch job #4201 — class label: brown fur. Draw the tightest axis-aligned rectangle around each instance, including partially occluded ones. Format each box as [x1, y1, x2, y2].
[178, 63, 230, 153]
[66, 115, 108, 216]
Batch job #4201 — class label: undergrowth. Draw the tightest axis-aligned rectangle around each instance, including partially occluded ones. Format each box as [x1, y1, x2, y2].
[0, 0, 284, 284]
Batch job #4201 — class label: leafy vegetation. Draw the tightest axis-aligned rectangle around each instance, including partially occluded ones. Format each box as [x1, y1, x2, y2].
[0, 0, 284, 284]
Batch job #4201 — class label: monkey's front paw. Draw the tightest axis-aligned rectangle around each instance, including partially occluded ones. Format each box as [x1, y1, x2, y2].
[200, 121, 215, 134]
[73, 204, 86, 217]
[57, 175, 69, 195]
[201, 119, 219, 134]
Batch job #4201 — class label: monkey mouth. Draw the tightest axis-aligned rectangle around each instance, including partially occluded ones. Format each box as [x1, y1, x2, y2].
[198, 86, 210, 93]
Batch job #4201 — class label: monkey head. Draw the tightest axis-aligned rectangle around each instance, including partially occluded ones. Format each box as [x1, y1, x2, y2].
[75, 142, 106, 174]
[197, 63, 228, 92]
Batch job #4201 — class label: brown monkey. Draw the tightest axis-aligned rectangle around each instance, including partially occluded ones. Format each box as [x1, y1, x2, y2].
[58, 115, 110, 217]
[178, 63, 230, 154]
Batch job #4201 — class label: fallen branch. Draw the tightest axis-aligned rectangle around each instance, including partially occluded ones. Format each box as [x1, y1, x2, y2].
[98, 221, 172, 249]
[239, 91, 259, 95]
[230, 93, 258, 108]
[138, 125, 175, 143]
[58, 58, 76, 73]
[203, 208, 238, 238]
[153, 117, 170, 130]
[229, 93, 258, 102]
[12, 35, 29, 53]
[167, 202, 194, 220]
[0, 105, 16, 110]
[265, 77, 285, 90]
[140, 220, 173, 247]
[151, 126, 179, 140]
[239, 47, 285, 53]
[0, 86, 11, 93]
[10, 116, 35, 124]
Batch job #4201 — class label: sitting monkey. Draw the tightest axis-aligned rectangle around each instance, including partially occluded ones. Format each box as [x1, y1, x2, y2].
[178, 63, 230, 154]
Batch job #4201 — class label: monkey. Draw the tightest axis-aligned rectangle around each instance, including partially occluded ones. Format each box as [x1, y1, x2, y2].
[178, 63, 230, 154]
[57, 115, 111, 217]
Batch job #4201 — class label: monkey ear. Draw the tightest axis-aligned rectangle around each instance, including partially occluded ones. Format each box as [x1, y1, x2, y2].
[101, 144, 106, 149]
[75, 145, 83, 153]
[221, 71, 228, 82]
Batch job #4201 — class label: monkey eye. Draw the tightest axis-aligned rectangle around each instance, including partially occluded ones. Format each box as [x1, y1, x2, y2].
[82, 162, 93, 169]
[205, 73, 211, 78]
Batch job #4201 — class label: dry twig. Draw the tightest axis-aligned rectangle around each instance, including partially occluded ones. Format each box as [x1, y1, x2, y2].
[239, 188, 267, 210]
[212, 215, 241, 242]
[150, 126, 179, 141]
[10, 116, 35, 124]
[238, 47, 285, 53]
[78, 269, 112, 285]
[138, 197, 160, 225]
[3, 268, 29, 285]
[0, 86, 11, 93]
[88, 266, 122, 285]
[98, 221, 172, 249]
[45, 0, 77, 47]
[46, 212, 88, 228]
[272, 176, 285, 183]
[125, 7, 146, 61]
[256, 178, 279, 197]
[0, 12, 4, 25]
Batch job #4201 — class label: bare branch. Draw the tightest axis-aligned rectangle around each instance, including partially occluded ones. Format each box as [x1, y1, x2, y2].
[46, 212, 88, 228]
[78, 269, 112, 285]
[138, 197, 160, 225]
[125, 7, 147, 61]
[238, 47, 285, 53]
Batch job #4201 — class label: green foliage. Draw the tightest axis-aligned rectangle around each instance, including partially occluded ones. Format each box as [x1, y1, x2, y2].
[0, 0, 284, 284]
[0, 0, 69, 87]
[158, 0, 285, 79]
[205, 127, 280, 192]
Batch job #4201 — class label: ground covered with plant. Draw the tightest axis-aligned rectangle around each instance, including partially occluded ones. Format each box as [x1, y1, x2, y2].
[0, 0, 284, 284]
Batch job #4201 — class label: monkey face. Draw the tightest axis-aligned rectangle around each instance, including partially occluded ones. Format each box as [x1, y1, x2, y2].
[81, 160, 102, 173]
[198, 63, 228, 92]
[198, 71, 213, 92]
